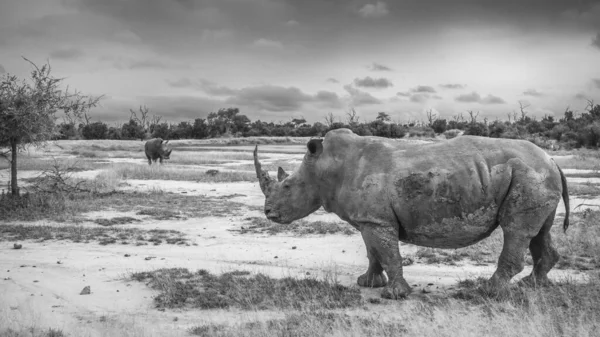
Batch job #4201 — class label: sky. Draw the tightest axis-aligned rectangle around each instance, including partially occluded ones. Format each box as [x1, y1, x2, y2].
[0, 0, 599, 124]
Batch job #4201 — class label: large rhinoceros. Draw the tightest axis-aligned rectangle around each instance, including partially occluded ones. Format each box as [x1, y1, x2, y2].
[254, 128, 569, 299]
[144, 138, 172, 165]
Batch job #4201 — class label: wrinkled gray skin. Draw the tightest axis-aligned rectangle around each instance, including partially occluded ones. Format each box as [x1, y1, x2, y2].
[254, 128, 570, 299]
[144, 138, 172, 165]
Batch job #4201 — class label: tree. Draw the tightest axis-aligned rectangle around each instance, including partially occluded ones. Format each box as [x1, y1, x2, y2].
[0, 58, 101, 195]
[81, 121, 108, 139]
[376, 112, 391, 122]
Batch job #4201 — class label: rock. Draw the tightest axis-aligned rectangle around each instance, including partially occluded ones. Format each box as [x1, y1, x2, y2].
[274, 256, 278, 259]
[13, 243, 22, 250]
[80, 286, 91, 295]
[292, 246, 297, 250]
[33, 280, 39, 283]
[144, 256, 156, 261]
[173, 317, 178, 322]
[124, 254, 130, 257]
[422, 287, 432, 294]
[57, 261, 62, 264]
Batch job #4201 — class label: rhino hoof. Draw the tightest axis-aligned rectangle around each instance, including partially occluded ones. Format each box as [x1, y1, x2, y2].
[357, 273, 388, 288]
[380, 282, 412, 300]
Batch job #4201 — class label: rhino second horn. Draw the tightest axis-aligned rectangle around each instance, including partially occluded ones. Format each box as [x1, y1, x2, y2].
[253, 145, 272, 194]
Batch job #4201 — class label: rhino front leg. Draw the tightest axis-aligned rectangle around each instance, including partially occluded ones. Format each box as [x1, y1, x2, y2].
[359, 224, 411, 299]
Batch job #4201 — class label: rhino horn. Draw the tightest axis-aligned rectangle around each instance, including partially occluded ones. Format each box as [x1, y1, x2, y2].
[254, 145, 272, 195]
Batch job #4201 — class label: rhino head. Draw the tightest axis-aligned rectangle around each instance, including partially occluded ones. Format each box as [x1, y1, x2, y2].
[254, 139, 324, 224]
[160, 140, 172, 159]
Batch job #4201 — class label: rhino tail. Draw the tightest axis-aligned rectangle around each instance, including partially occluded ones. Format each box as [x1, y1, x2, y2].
[556, 164, 570, 233]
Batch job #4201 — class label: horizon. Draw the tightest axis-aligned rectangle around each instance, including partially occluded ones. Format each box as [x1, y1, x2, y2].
[1, 0, 599, 124]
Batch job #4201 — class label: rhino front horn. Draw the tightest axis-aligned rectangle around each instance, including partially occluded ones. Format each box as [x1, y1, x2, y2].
[254, 145, 272, 195]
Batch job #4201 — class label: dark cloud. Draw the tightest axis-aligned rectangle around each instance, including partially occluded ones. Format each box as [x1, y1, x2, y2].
[128, 59, 168, 70]
[410, 93, 430, 103]
[0, 64, 5, 74]
[353, 76, 393, 88]
[481, 95, 506, 104]
[455, 91, 481, 103]
[226, 85, 324, 112]
[411, 85, 436, 93]
[523, 88, 544, 97]
[593, 78, 600, 89]
[344, 85, 381, 105]
[167, 78, 193, 88]
[593, 33, 600, 50]
[315, 90, 342, 108]
[326, 78, 339, 83]
[198, 79, 238, 96]
[369, 62, 392, 71]
[439, 83, 466, 89]
[575, 92, 588, 100]
[49, 47, 84, 60]
[396, 91, 411, 97]
[433, 95, 443, 100]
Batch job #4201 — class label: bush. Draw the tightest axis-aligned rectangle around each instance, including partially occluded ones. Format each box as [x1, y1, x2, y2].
[464, 122, 489, 137]
[81, 121, 108, 139]
[431, 119, 447, 134]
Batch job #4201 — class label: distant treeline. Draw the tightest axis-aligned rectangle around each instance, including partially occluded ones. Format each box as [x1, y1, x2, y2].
[55, 104, 600, 149]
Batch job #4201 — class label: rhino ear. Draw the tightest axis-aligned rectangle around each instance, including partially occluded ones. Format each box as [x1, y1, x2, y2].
[277, 167, 289, 182]
[307, 139, 323, 156]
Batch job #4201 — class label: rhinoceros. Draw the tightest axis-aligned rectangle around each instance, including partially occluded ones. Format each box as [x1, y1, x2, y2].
[144, 138, 172, 165]
[254, 128, 569, 299]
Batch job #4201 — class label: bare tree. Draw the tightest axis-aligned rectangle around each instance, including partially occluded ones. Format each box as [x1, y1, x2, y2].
[518, 101, 530, 121]
[585, 99, 595, 112]
[426, 109, 437, 126]
[452, 113, 464, 123]
[324, 112, 336, 127]
[130, 105, 150, 131]
[467, 110, 479, 124]
[346, 108, 360, 125]
[82, 111, 92, 125]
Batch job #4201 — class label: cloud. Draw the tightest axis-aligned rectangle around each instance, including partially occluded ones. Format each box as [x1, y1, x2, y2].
[593, 78, 600, 89]
[369, 62, 392, 71]
[223, 85, 341, 112]
[326, 78, 339, 83]
[253, 38, 283, 49]
[315, 90, 342, 108]
[523, 88, 544, 97]
[0, 64, 5, 74]
[411, 85, 436, 93]
[432, 95, 443, 100]
[357, 2, 389, 19]
[200, 29, 234, 43]
[198, 79, 238, 96]
[592, 32, 600, 50]
[410, 93, 430, 103]
[575, 92, 588, 100]
[49, 47, 84, 60]
[439, 83, 466, 89]
[396, 91, 411, 97]
[481, 94, 506, 104]
[285, 20, 299, 27]
[455, 91, 482, 103]
[353, 76, 393, 88]
[344, 85, 381, 105]
[128, 59, 169, 70]
[167, 78, 193, 88]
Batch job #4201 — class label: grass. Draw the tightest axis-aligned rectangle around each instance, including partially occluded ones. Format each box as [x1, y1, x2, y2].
[0, 328, 66, 337]
[567, 182, 600, 196]
[0, 224, 188, 246]
[131, 268, 363, 310]
[1, 189, 246, 223]
[237, 217, 356, 236]
[552, 150, 600, 170]
[101, 164, 256, 182]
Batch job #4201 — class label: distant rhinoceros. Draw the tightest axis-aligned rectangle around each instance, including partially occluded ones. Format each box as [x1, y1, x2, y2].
[144, 138, 172, 165]
[254, 128, 569, 299]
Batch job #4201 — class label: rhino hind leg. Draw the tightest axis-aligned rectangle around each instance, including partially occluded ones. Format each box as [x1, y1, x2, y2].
[359, 225, 411, 299]
[357, 253, 388, 288]
[489, 162, 560, 288]
[520, 211, 560, 287]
